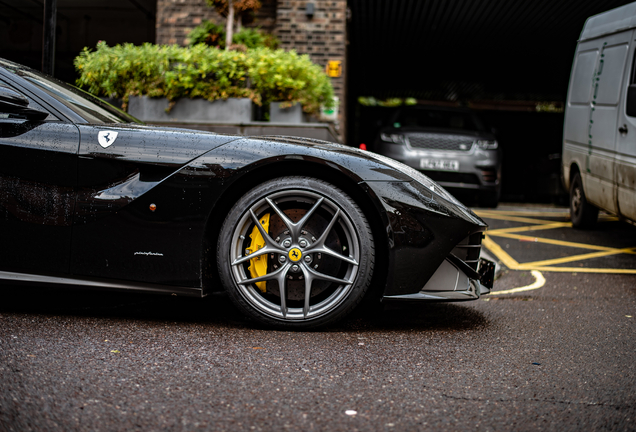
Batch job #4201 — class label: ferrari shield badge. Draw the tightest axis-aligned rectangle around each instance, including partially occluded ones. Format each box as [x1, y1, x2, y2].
[98, 131, 118, 148]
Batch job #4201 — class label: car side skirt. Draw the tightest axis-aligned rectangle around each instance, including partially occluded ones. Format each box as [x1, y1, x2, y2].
[0, 270, 204, 297]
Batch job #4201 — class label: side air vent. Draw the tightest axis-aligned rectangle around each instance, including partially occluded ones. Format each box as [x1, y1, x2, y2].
[451, 232, 483, 270]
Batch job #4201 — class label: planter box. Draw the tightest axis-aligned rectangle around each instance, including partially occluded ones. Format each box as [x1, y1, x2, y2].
[100, 97, 123, 110]
[270, 102, 303, 123]
[128, 96, 252, 123]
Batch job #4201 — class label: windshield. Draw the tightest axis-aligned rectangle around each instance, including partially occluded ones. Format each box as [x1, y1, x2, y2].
[2, 61, 140, 124]
[393, 108, 485, 132]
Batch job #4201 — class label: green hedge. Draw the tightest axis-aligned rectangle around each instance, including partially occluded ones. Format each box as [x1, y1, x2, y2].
[74, 41, 334, 115]
[187, 22, 279, 50]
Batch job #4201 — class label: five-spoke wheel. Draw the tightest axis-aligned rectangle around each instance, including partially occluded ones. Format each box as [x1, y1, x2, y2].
[217, 177, 374, 328]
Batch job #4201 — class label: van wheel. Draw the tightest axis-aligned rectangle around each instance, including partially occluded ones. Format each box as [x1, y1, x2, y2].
[570, 172, 598, 229]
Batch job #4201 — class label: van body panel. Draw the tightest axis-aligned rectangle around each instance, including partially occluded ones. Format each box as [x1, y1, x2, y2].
[563, 3, 636, 224]
[563, 46, 597, 190]
[562, 143, 584, 187]
[583, 33, 630, 215]
[614, 31, 636, 222]
[616, 153, 636, 220]
[580, 3, 636, 41]
[591, 106, 619, 153]
[568, 49, 598, 104]
[586, 150, 618, 213]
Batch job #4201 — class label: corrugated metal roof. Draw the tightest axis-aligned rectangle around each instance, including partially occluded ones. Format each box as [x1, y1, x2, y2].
[348, 0, 635, 101]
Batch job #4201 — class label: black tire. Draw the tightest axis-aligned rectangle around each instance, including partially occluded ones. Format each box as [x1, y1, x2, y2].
[570, 172, 598, 229]
[217, 177, 375, 329]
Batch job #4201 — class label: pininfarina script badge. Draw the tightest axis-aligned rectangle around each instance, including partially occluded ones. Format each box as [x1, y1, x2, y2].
[98, 131, 118, 148]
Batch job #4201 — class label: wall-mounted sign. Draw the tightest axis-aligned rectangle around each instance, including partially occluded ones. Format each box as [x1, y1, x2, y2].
[326, 60, 342, 78]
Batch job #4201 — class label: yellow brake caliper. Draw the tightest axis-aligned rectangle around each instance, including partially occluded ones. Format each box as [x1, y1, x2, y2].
[247, 213, 270, 293]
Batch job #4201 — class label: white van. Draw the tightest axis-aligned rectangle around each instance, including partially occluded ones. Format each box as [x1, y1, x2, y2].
[563, 2, 636, 227]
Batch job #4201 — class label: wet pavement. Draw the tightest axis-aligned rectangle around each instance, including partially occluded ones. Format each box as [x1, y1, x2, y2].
[1, 205, 635, 431]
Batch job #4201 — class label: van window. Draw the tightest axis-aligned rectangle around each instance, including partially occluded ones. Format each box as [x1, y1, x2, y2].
[569, 50, 598, 104]
[595, 44, 628, 105]
[626, 47, 636, 117]
[630, 47, 636, 84]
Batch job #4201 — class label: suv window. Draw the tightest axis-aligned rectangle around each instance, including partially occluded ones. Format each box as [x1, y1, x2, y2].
[394, 108, 485, 132]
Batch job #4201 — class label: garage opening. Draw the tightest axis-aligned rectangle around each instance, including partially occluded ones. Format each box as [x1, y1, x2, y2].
[346, 0, 633, 203]
[0, 0, 156, 85]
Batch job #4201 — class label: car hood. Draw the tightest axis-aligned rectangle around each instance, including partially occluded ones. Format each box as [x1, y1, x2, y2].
[243, 135, 472, 208]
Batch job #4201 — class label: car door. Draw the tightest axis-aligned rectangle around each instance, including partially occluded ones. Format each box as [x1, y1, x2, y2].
[70, 123, 216, 286]
[614, 39, 636, 222]
[0, 78, 80, 275]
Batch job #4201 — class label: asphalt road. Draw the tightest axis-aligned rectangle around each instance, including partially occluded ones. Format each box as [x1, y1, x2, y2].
[1, 206, 635, 431]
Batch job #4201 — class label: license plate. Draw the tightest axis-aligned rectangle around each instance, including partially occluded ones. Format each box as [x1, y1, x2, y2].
[419, 159, 459, 171]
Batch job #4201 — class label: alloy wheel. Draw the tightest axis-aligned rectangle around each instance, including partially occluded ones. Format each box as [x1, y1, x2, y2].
[228, 189, 361, 321]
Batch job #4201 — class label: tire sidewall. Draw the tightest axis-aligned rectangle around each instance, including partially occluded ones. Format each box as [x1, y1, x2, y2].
[570, 172, 598, 228]
[217, 177, 374, 329]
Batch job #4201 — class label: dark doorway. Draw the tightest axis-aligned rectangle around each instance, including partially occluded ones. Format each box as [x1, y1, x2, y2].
[0, 0, 156, 84]
[346, 0, 633, 202]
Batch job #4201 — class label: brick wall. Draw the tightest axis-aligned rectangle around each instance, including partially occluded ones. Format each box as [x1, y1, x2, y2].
[156, 0, 277, 46]
[276, 1, 347, 116]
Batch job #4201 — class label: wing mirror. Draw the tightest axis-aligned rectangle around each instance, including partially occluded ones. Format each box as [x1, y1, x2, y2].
[0, 86, 49, 120]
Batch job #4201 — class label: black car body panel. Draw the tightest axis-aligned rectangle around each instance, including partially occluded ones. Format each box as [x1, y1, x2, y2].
[0, 120, 79, 274]
[363, 180, 486, 296]
[71, 124, 238, 286]
[0, 58, 491, 321]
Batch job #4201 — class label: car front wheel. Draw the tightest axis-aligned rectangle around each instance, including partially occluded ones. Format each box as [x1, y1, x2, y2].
[217, 177, 375, 329]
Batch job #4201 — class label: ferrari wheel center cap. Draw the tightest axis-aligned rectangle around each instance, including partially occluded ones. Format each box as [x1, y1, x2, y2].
[288, 248, 302, 262]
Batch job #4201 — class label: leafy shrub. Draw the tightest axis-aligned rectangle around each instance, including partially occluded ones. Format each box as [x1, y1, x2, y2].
[187, 20, 226, 48]
[74, 41, 256, 109]
[233, 28, 279, 49]
[246, 48, 333, 114]
[74, 41, 334, 115]
[187, 23, 279, 50]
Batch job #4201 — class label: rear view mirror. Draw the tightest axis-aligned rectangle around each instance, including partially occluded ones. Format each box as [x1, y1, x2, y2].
[0, 86, 48, 120]
[626, 84, 636, 117]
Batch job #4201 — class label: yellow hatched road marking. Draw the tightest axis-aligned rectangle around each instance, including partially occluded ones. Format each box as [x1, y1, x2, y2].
[479, 209, 636, 274]
[490, 270, 546, 295]
[483, 235, 519, 269]
[517, 248, 636, 268]
[477, 209, 617, 221]
[487, 222, 571, 235]
[487, 232, 636, 252]
[474, 212, 563, 225]
[521, 266, 636, 274]
[478, 210, 571, 217]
